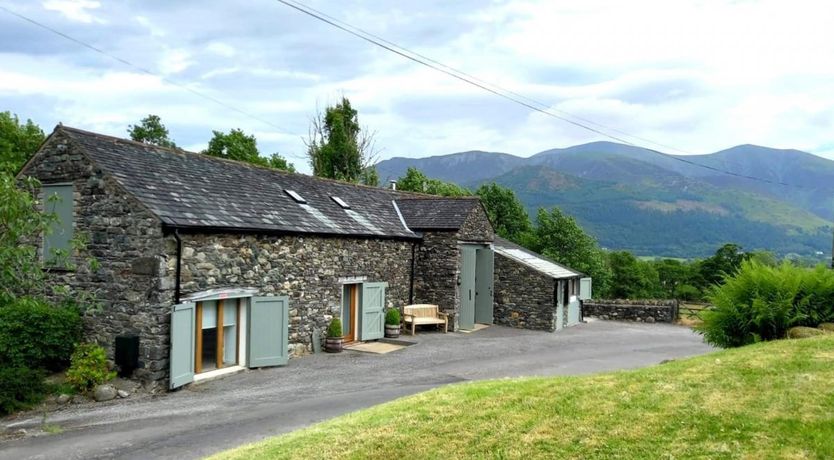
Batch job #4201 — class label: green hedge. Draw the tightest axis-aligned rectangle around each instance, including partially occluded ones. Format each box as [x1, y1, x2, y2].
[698, 261, 834, 347]
[0, 297, 83, 370]
[0, 366, 45, 415]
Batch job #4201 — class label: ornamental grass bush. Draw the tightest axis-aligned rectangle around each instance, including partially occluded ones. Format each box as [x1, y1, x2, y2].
[327, 318, 342, 338]
[66, 343, 116, 392]
[697, 261, 834, 348]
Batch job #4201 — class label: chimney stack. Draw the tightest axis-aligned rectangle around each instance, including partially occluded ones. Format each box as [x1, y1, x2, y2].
[389, 180, 397, 191]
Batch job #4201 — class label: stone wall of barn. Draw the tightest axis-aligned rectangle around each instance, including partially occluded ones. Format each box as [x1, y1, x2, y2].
[20, 131, 173, 385]
[412, 231, 461, 330]
[493, 252, 557, 332]
[458, 205, 495, 242]
[166, 233, 414, 357]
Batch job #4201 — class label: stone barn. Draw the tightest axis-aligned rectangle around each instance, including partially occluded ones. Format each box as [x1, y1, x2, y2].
[18, 126, 507, 389]
[492, 237, 591, 332]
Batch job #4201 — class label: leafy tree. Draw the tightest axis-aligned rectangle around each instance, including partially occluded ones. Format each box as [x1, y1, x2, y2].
[699, 243, 749, 287]
[530, 207, 612, 296]
[0, 175, 53, 305]
[268, 153, 296, 173]
[360, 166, 379, 187]
[307, 97, 377, 184]
[396, 167, 471, 197]
[607, 251, 660, 299]
[127, 114, 177, 148]
[475, 183, 532, 242]
[0, 112, 45, 174]
[204, 129, 297, 172]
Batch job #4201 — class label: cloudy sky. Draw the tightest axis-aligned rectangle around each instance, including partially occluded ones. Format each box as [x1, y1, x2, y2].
[1, 0, 833, 173]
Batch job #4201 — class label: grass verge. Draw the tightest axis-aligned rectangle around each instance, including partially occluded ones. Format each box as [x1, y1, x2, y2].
[212, 336, 834, 459]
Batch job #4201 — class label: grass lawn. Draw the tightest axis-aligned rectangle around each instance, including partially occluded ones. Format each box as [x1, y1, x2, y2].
[212, 336, 834, 460]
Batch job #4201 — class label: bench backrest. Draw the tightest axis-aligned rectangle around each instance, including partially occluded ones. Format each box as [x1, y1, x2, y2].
[404, 304, 439, 318]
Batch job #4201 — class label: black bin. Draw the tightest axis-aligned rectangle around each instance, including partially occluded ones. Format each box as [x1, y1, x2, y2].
[114, 335, 140, 377]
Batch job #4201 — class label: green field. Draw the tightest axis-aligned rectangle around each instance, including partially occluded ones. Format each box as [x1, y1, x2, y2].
[213, 335, 834, 459]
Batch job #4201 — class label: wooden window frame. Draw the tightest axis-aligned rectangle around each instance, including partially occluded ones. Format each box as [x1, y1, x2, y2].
[194, 298, 242, 374]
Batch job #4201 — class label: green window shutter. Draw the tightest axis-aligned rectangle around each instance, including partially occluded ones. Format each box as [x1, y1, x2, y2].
[248, 296, 289, 368]
[42, 184, 74, 265]
[360, 282, 386, 341]
[579, 278, 593, 300]
[170, 302, 196, 389]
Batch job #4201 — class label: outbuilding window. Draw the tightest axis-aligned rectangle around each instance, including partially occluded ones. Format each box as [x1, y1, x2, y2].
[42, 183, 73, 266]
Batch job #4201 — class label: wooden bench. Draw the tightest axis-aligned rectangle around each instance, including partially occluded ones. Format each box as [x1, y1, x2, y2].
[403, 304, 448, 335]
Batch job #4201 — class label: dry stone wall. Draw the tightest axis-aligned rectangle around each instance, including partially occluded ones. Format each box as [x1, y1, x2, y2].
[583, 299, 679, 323]
[493, 252, 557, 332]
[413, 231, 461, 330]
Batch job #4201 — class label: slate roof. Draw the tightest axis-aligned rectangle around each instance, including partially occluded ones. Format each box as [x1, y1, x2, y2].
[59, 126, 420, 239]
[493, 236, 584, 279]
[396, 197, 482, 230]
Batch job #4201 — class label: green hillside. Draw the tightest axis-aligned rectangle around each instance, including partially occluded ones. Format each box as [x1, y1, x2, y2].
[473, 166, 831, 258]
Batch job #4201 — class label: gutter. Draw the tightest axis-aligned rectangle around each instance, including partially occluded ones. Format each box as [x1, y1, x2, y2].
[173, 229, 182, 304]
[409, 242, 416, 304]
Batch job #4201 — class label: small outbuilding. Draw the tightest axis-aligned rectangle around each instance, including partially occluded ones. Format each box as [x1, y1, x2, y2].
[493, 237, 591, 332]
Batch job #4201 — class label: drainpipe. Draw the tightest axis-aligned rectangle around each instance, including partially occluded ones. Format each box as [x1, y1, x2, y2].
[173, 229, 182, 304]
[409, 241, 416, 304]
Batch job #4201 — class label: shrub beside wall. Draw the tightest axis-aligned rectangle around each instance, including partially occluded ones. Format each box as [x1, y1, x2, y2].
[698, 262, 834, 348]
[0, 297, 83, 370]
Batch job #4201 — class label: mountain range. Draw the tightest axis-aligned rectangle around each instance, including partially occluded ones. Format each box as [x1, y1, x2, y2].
[377, 143, 834, 258]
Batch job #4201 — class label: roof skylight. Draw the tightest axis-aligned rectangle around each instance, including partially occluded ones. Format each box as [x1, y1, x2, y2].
[331, 196, 350, 209]
[284, 189, 306, 204]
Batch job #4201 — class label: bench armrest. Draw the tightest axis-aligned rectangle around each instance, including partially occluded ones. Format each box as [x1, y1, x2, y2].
[436, 311, 448, 318]
[403, 314, 415, 321]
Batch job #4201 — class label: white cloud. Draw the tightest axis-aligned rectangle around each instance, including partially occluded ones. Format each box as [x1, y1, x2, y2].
[2, 0, 833, 173]
[42, 0, 104, 24]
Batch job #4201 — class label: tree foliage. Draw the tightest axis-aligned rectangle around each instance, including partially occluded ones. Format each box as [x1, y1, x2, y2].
[529, 207, 612, 297]
[0, 111, 45, 174]
[475, 183, 532, 241]
[396, 167, 471, 197]
[204, 128, 296, 172]
[307, 97, 377, 184]
[607, 251, 660, 299]
[699, 243, 750, 286]
[127, 114, 177, 148]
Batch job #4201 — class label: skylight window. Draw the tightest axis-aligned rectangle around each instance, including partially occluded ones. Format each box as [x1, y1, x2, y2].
[331, 196, 350, 209]
[284, 189, 306, 204]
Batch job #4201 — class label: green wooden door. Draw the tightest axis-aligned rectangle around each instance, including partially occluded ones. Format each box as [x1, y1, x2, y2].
[170, 302, 195, 389]
[360, 282, 386, 341]
[459, 246, 476, 330]
[475, 247, 494, 324]
[248, 296, 289, 368]
[579, 277, 593, 300]
[42, 184, 73, 265]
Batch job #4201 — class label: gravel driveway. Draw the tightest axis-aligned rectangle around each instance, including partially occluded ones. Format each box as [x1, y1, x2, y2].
[0, 320, 713, 459]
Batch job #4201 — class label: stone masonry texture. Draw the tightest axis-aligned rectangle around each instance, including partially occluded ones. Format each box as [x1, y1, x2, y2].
[583, 299, 679, 323]
[493, 252, 557, 332]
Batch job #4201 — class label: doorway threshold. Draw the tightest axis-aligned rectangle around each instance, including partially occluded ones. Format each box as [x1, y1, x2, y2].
[193, 365, 245, 384]
[458, 323, 491, 334]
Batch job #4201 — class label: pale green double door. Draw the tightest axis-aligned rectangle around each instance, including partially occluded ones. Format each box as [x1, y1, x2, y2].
[459, 245, 494, 330]
[170, 296, 289, 389]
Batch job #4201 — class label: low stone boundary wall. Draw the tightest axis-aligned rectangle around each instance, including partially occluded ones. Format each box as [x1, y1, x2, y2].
[582, 299, 678, 323]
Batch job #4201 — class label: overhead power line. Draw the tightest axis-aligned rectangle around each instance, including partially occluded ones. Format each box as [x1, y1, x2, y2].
[0, 4, 308, 161]
[276, 0, 817, 190]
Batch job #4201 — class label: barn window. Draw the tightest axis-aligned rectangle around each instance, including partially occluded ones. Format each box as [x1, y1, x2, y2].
[331, 196, 350, 209]
[42, 183, 73, 266]
[284, 189, 306, 203]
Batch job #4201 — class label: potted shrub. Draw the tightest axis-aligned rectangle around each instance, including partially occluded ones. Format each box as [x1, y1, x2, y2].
[325, 318, 343, 353]
[385, 308, 401, 338]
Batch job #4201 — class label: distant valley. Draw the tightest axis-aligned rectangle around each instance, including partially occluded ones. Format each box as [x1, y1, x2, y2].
[377, 142, 834, 258]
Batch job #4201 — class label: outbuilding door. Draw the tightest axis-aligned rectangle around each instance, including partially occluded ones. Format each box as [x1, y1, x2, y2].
[360, 282, 386, 341]
[459, 246, 477, 330]
[170, 302, 196, 389]
[475, 247, 494, 324]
